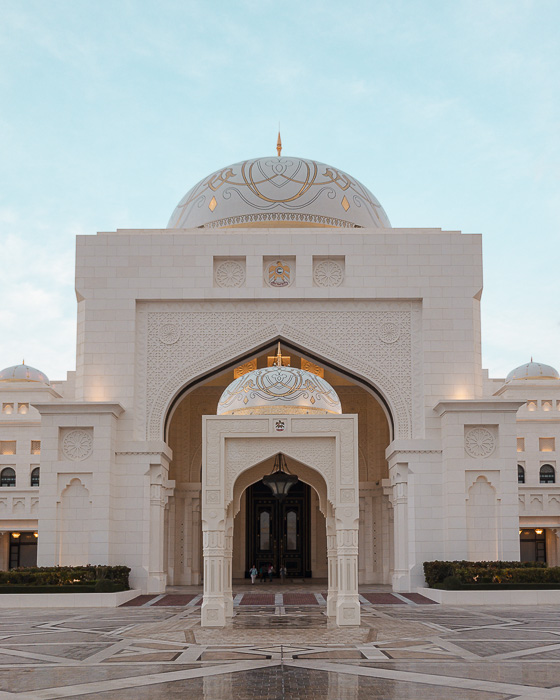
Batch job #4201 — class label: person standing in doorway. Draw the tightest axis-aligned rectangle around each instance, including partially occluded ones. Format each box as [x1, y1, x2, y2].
[250, 565, 258, 584]
[259, 564, 266, 582]
[280, 565, 287, 584]
[268, 563, 274, 582]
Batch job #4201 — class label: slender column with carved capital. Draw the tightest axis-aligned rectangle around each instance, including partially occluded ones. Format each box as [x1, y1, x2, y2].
[326, 513, 338, 617]
[148, 465, 174, 593]
[201, 524, 226, 627]
[388, 464, 409, 592]
[223, 520, 234, 618]
[549, 528, 560, 568]
[335, 526, 360, 626]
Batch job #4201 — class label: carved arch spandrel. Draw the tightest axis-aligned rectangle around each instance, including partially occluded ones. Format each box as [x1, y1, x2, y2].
[138, 301, 416, 441]
[230, 456, 329, 519]
[224, 437, 336, 508]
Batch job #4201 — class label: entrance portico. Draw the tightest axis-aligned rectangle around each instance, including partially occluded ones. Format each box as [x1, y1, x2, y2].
[201, 413, 360, 627]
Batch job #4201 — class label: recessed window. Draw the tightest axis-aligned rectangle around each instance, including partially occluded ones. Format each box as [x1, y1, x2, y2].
[540, 438, 555, 453]
[542, 400, 552, 412]
[540, 464, 555, 484]
[517, 438, 525, 453]
[2, 403, 13, 415]
[0, 441, 16, 455]
[17, 403, 29, 415]
[0, 467, 16, 487]
[30, 467, 40, 487]
[30, 441, 40, 455]
[527, 400, 537, 412]
[518, 464, 525, 484]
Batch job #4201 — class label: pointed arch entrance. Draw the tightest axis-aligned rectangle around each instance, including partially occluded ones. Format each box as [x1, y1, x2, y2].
[164, 342, 393, 594]
[201, 413, 360, 627]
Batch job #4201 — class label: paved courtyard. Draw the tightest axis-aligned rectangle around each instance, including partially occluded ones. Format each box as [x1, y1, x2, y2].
[1, 585, 560, 699]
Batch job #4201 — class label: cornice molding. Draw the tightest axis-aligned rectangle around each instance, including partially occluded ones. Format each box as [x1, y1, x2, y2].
[32, 402, 125, 418]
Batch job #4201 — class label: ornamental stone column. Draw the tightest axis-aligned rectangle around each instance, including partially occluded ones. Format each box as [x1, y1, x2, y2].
[223, 520, 234, 618]
[201, 511, 227, 627]
[335, 525, 360, 626]
[326, 512, 338, 618]
[388, 463, 409, 592]
[148, 464, 174, 593]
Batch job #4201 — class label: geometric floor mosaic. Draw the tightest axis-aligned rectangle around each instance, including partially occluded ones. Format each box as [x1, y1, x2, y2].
[1, 585, 560, 698]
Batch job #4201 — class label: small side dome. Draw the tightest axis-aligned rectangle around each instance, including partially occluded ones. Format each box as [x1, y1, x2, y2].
[217, 364, 342, 415]
[506, 360, 560, 381]
[0, 362, 50, 385]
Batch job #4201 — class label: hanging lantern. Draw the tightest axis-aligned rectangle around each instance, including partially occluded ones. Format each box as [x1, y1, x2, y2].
[263, 453, 298, 500]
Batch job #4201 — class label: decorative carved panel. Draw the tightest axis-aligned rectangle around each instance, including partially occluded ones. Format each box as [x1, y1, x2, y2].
[234, 359, 257, 378]
[59, 428, 93, 462]
[136, 300, 419, 440]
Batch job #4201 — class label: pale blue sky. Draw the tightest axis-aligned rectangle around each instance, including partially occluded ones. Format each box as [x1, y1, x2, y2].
[1, 0, 559, 380]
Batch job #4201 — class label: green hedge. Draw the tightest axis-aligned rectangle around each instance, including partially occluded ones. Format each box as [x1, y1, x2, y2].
[0, 565, 130, 589]
[424, 560, 552, 588]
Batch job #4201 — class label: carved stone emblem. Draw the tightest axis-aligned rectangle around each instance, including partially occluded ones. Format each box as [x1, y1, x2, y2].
[215, 260, 246, 288]
[267, 260, 291, 287]
[275, 420, 286, 432]
[465, 427, 495, 458]
[378, 322, 400, 344]
[313, 260, 344, 287]
[158, 323, 181, 345]
[62, 429, 93, 461]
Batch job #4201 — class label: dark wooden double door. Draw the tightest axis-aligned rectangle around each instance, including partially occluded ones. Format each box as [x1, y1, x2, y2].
[246, 479, 311, 578]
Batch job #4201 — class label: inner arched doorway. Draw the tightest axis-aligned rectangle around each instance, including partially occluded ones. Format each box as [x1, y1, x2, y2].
[245, 479, 313, 579]
[232, 455, 327, 582]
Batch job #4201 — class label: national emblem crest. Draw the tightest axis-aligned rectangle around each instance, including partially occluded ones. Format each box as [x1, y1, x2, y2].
[268, 259, 291, 287]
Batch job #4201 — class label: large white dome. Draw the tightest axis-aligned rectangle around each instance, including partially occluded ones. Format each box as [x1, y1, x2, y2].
[217, 365, 342, 415]
[167, 156, 391, 230]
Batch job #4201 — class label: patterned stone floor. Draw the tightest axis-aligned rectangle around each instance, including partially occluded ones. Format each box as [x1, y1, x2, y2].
[1, 586, 560, 698]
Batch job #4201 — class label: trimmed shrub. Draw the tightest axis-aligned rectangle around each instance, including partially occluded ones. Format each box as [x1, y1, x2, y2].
[424, 560, 551, 588]
[94, 579, 125, 593]
[0, 565, 130, 589]
[442, 575, 462, 590]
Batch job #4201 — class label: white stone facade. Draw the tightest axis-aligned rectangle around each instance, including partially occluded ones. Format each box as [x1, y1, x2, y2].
[2, 154, 560, 625]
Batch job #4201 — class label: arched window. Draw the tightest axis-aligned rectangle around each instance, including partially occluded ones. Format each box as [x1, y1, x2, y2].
[518, 464, 525, 484]
[30, 467, 40, 487]
[0, 468, 16, 487]
[540, 464, 555, 484]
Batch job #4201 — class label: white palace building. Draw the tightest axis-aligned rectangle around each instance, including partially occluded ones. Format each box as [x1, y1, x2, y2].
[1, 147, 559, 625]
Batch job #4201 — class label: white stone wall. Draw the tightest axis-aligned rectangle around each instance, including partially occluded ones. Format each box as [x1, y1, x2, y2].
[72, 227, 483, 442]
[6, 222, 556, 591]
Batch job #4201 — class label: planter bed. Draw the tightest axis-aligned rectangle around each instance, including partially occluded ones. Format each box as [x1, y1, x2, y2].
[0, 589, 140, 608]
[0, 585, 127, 594]
[417, 586, 560, 605]
[436, 583, 560, 591]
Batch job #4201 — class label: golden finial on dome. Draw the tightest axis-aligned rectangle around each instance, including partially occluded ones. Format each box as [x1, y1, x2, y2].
[276, 130, 282, 157]
[268, 342, 290, 367]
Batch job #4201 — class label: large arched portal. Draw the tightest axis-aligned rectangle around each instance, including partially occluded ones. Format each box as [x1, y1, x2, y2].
[164, 344, 392, 601]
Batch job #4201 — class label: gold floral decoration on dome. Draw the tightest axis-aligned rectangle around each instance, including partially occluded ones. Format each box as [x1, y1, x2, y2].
[167, 155, 391, 229]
